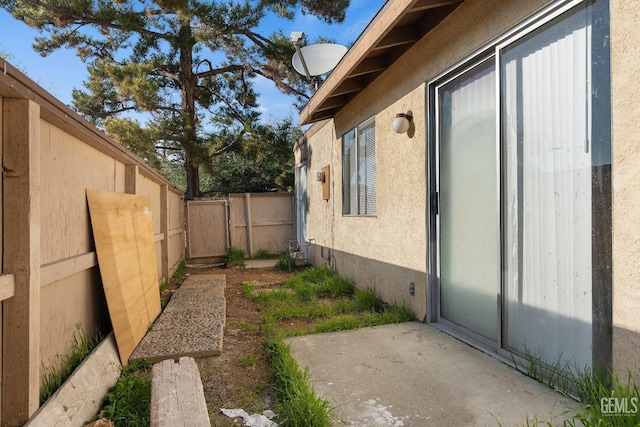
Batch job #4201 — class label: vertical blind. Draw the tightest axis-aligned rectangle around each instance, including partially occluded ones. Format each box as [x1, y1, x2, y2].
[358, 123, 377, 215]
[342, 120, 376, 216]
[502, 6, 593, 369]
[438, 59, 498, 341]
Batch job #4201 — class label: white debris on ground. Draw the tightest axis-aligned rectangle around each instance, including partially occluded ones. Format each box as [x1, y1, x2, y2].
[345, 398, 408, 427]
[220, 408, 278, 427]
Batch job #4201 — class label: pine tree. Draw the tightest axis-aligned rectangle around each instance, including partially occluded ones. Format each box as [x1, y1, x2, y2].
[1, 0, 349, 197]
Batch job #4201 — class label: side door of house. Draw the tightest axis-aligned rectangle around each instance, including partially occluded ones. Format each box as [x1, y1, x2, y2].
[295, 164, 308, 258]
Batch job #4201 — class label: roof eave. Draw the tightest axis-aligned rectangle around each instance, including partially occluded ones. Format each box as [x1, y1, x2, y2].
[299, 0, 464, 125]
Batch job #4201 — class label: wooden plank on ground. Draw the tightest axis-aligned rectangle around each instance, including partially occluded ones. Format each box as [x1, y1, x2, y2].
[151, 357, 210, 427]
[86, 189, 161, 366]
[25, 333, 122, 427]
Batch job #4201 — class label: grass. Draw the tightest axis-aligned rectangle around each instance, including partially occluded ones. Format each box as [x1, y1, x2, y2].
[90, 262, 189, 425]
[240, 320, 252, 331]
[95, 265, 414, 427]
[244, 267, 414, 338]
[241, 354, 257, 367]
[94, 359, 153, 427]
[160, 260, 187, 308]
[40, 325, 104, 404]
[511, 348, 640, 426]
[563, 370, 638, 426]
[266, 339, 332, 427]
[276, 252, 298, 271]
[245, 265, 415, 426]
[251, 249, 281, 259]
[226, 248, 246, 267]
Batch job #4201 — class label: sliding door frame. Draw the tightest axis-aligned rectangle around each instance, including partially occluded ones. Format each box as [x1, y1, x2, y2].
[426, 0, 611, 374]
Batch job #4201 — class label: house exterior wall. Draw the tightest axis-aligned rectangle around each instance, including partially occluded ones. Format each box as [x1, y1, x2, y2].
[299, 0, 640, 378]
[298, 0, 551, 325]
[610, 0, 640, 379]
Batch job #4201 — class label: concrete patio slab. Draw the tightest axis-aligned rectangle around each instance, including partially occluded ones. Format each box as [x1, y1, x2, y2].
[286, 322, 578, 426]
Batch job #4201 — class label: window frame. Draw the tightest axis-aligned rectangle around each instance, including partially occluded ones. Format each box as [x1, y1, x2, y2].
[342, 116, 377, 217]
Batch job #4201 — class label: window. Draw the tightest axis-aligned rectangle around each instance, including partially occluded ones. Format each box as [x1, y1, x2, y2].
[342, 118, 376, 216]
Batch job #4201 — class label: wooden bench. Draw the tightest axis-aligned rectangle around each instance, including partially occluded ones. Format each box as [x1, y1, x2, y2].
[150, 357, 211, 427]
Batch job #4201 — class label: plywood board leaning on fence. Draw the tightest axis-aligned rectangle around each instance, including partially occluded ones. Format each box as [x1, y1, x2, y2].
[86, 189, 161, 366]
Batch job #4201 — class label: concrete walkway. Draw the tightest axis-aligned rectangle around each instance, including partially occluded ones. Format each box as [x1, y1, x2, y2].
[286, 322, 578, 426]
[130, 274, 226, 363]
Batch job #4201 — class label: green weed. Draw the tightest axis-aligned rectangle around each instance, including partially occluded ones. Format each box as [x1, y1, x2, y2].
[240, 320, 252, 332]
[353, 288, 383, 312]
[565, 371, 640, 426]
[362, 304, 415, 326]
[283, 266, 355, 300]
[265, 303, 333, 323]
[511, 348, 640, 426]
[251, 249, 280, 259]
[241, 281, 255, 297]
[226, 248, 246, 267]
[241, 354, 256, 367]
[266, 339, 332, 427]
[40, 325, 104, 404]
[95, 359, 152, 427]
[172, 259, 187, 283]
[276, 252, 297, 271]
[313, 315, 361, 333]
[249, 265, 415, 426]
[160, 260, 188, 308]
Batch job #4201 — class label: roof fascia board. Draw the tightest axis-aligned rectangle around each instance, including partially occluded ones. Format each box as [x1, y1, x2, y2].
[299, 0, 416, 124]
[299, 0, 461, 125]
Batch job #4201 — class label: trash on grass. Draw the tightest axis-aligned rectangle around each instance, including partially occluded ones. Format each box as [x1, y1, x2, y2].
[220, 408, 278, 427]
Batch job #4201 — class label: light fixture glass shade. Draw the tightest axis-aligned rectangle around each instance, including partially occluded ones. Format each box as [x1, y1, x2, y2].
[392, 113, 411, 134]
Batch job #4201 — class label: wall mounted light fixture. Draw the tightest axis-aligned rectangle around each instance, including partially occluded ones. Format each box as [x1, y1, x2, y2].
[392, 111, 413, 134]
[316, 171, 326, 183]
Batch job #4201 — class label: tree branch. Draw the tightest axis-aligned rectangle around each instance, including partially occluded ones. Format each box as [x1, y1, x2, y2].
[195, 64, 245, 80]
[212, 130, 246, 156]
[28, 0, 170, 40]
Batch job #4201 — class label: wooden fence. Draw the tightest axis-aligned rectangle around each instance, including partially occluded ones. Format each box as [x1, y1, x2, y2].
[0, 59, 185, 426]
[186, 193, 294, 261]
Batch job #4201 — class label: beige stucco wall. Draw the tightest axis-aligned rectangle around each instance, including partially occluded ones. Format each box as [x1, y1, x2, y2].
[301, 0, 552, 322]
[302, 0, 640, 377]
[303, 120, 336, 248]
[610, 0, 640, 379]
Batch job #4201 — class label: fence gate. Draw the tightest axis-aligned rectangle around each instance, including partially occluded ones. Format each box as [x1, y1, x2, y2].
[185, 193, 295, 261]
[185, 199, 229, 260]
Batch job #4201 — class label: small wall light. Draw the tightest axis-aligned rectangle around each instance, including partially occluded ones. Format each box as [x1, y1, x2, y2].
[392, 111, 413, 134]
[316, 171, 326, 183]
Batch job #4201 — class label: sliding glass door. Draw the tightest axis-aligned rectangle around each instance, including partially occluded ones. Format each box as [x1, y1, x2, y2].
[437, 59, 499, 343]
[432, 0, 610, 370]
[501, 4, 596, 370]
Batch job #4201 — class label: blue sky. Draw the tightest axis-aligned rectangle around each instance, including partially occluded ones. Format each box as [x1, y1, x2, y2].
[0, 0, 385, 122]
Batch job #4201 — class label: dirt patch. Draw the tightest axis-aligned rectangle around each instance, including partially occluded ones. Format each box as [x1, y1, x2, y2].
[186, 266, 295, 426]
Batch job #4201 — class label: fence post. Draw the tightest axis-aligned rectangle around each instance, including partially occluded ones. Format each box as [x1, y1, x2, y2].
[160, 185, 169, 281]
[244, 193, 253, 256]
[125, 165, 138, 195]
[2, 98, 41, 426]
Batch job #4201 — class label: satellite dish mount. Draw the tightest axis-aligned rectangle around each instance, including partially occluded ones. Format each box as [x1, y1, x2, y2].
[290, 32, 347, 92]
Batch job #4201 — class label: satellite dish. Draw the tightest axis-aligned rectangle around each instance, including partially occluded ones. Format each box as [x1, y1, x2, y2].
[292, 43, 348, 77]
